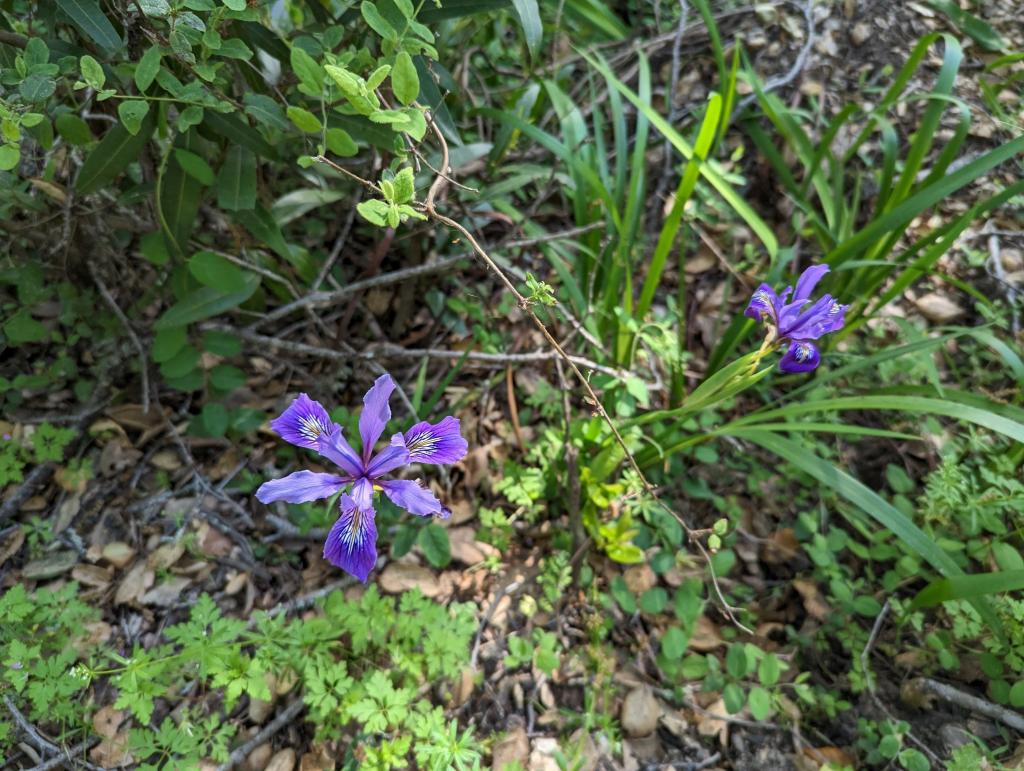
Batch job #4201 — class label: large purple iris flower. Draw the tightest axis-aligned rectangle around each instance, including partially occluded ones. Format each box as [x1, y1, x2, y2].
[255, 374, 467, 582]
[744, 264, 848, 373]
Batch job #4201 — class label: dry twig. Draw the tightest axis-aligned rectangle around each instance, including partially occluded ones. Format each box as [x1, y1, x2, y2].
[214, 699, 305, 771]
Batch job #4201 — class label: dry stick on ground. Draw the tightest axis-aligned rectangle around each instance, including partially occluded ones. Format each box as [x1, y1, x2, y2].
[23, 739, 100, 771]
[4, 696, 105, 771]
[418, 116, 751, 633]
[912, 678, 1024, 733]
[87, 263, 150, 414]
[247, 224, 604, 333]
[203, 323, 649, 384]
[214, 698, 306, 771]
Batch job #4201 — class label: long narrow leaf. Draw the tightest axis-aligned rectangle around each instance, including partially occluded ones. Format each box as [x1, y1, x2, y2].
[584, 51, 778, 260]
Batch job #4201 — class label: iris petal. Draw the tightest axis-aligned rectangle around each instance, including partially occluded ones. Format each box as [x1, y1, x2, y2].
[744, 283, 781, 325]
[316, 431, 364, 477]
[323, 494, 378, 582]
[366, 443, 409, 477]
[255, 471, 347, 504]
[393, 416, 468, 466]
[793, 264, 830, 304]
[779, 341, 821, 373]
[359, 374, 395, 463]
[780, 295, 847, 341]
[270, 394, 338, 450]
[381, 479, 450, 518]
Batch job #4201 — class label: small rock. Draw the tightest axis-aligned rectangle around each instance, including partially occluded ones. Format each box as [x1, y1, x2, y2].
[102, 541, 136, 568]
[492, 725, 529, 770]
[449, 527, 498, 565]
[266, 748, 296, 771]
[620, 686, 661, 738]
[248, 696, 275, 724]
[245, 741, 272, 771]
[23, 550, 78, 580]
[850, 22, 871, 46]
[528, 737, 560, 771]
[914, 292, 965, 323]
[753, 3, 777, 23]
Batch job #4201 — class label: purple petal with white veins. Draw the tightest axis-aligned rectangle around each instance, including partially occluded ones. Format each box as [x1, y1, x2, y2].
[779, 341, 821, 373]
[255, 471, 347, 504]
[316, 431, 364, 477]
[359, 374, 395, 463]
[381, 479, 450, 518]
[744, 283, 781, 325]
[366, 442, 409, 478]
[270, 394, 338, 450]
[394, 416, 468, 466]
[780, 295, 847, 341]
[323, 494, 378, 582]
[793, 264, 830, 304]
[350, 477, 374, 511]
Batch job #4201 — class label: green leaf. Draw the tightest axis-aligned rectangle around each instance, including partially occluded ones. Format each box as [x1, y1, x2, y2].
[911, 571, 1024, 610]
[56, 0, 122, 52]
[55, 113, 93, 145]
[160, 141, 203, 258]
[722, 682, 745, 714]
[202, 111, 279, 160]
[79, 54, 105, 89]
[139, 231, 170, 266]
[217, 146, 257, 211]
[418, 524, 450, 568]
[174, 148, 215, 185]
[202, 329, 242, 357]
[160, 344, 200, 378]
[117, 100, 150, 135]
[758, 654, 781, 686]
[4, 311, 48, 344]
[199, 403, 229, 437]
[510, 0, 541, 59]
[210, 364, 246, 391]
[19, 74, 56, 103]
[135, 46, 162, 91]
[639, 587, 667, 615]
[290, 46, 324, 93]
[0, 144, 20, 172]
[660, 626, 687, 660]
[188, 250, 248, 292]
[324, 127, 357, 157]
[286, 105, 322, 133]
[747, 686, 772, 720]
[76, 112, 155, 194]
[926, 0, 1006, 51]
[391, 166, 415, 204]
[154, 272, 260, 329]
[725, 644, 747, 678]
[391, 51, 419, 106]
[151, 326, 187, 363]
[360, 1, 397, 40]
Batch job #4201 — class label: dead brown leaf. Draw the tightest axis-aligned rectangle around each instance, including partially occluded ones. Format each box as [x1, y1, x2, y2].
[695, 697, 728, 747]
[378, 563, 441, 597]
[793, 579, 831, 621]
[114, 561, 155, 605]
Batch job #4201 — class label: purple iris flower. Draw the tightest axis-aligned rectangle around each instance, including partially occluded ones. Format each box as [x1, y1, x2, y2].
[744, 264, 848, 373]
[255, 374, 467, 582]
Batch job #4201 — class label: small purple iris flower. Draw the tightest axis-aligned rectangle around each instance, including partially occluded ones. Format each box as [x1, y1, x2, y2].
[255, 374, 467, 582]
[744, 264, 848, 373]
